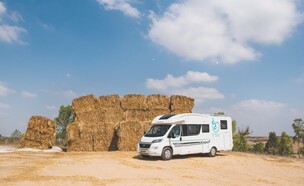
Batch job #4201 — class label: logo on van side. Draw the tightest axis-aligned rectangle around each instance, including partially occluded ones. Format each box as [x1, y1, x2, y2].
[212, 118, 219, 133]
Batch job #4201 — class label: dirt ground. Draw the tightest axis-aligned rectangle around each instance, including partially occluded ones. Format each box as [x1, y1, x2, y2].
[0, 150, 303, 186]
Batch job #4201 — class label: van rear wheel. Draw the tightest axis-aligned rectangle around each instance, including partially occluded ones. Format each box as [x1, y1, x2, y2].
[209, 147, 217, 157]
[161, 147, 172, 160]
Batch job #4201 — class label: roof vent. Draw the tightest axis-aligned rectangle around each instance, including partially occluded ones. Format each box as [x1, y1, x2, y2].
[159, 114, 176, 120]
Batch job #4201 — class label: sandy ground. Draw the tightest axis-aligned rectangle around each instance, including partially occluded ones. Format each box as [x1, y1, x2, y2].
[0, 149, 303, 186]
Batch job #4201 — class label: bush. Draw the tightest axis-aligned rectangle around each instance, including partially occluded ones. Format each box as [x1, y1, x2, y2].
[300, 147, 304, 156]
[265, 132, 278, 155]
[253, 142, 264, 153]
[278, 131, 293, 156]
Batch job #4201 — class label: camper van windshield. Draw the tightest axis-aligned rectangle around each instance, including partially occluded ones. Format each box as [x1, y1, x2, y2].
[144, 125, 171, 137]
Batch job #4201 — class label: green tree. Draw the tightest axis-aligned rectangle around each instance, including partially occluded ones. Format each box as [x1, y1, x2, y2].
[300, 147, 304, 156]
[265, 131, 278, 155]
[233, 126, 252, 152]
[292, 118, 304, 158]
[54, 105, 75, 145]
[11, 129, 22, 139]
[278, 131, 293, 156]
[253, 142, 264, 153]
[214, 112, 225, 116]
[232, 120, 237, 134]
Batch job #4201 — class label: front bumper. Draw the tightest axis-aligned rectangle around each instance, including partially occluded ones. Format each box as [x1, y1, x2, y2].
[137, 143, 162, 157]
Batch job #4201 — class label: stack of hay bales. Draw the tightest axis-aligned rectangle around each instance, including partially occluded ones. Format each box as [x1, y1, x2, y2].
[170, 95, 194, 114]
[20, 116, 55, 149]
[67, 94, 194, 151]
[67, 95, 122, 151]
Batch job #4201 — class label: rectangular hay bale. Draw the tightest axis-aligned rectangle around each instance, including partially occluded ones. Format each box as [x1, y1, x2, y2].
[170, 95, 194, 111]
[121, 94, 148, 110]
[67, 122, 116, 151]
[124, 109, 170, 121]
[117, 121, 144, 151]
[72, 95, 101, 119]
[99, 95, 121, 109]
[147, 94, 170, 110]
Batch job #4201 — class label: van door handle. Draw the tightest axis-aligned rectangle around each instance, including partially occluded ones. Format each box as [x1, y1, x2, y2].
[180, 137, 182, 141]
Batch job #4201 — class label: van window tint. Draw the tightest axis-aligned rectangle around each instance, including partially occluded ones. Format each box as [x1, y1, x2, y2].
[202, 124, 209, 133]
[182, 125, 201, 136]
[221, 120, 227, 130]
[170, 125, 180, 137]
[182, 125, 188, 136]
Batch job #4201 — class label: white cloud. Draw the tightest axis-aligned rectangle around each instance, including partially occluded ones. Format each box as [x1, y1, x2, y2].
[0, 3, 26, 44]
[97, 0, 140, 18]
[61, 90, 78, 98]
[20, 91, 37, 98]
[42, 23, 54, 32]
[0, 25, 26, 44]
[171, 87, 224, 102]
[146, 71, 218, 90]
[227, 99, 291, 135]
[45, 105, 58, 111]
[0, 102, 10, 109]
[0, 82, 14, 96]
[148, 0, 303, 64]
[0, 2, 6, 16]
[232, 99, 286, 112]
[146, 71, 223, 102]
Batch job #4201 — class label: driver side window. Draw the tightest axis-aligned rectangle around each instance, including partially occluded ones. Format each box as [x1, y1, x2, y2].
[171, 125, 181, 137]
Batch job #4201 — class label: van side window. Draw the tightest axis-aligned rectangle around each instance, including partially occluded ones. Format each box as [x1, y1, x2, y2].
[221, 120, 227, 130]
[182, 125, 201, 136]
[202, 124, 209, 133]
[188, 125, 201, 135]
[170, 125, 180, 137]
[182, 125, 188, 136]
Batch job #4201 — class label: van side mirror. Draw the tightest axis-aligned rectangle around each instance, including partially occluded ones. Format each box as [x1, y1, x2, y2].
[169, 132, 176, 139]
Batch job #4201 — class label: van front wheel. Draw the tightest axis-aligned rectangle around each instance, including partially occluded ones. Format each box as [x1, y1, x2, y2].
[209, 147, 217, 157]
[161, 147, 173, 160]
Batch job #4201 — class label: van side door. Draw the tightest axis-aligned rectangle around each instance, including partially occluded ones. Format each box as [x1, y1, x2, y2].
[168, 125, 182, 155]
[180, 124, 202, 154]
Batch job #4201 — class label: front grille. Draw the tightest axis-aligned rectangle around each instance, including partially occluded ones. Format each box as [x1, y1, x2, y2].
[139, 143, 151, 149]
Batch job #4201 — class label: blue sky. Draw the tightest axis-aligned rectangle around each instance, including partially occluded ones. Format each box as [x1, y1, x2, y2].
[0, 0, 303, 136]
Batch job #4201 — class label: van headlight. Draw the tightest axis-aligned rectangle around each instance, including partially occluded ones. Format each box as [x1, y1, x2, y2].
[151, 139, 162, 143]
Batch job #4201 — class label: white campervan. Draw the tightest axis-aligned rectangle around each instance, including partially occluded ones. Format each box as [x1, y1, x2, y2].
[137, 113, 233, 160]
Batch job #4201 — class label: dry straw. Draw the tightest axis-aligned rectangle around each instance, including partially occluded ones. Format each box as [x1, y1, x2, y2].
[146, 94, 170, 110]
[170, 95, 194, 111]
[117, 121, 145, 151]
[121, 94, 148, 110]
[20, 116, 56, 149]
[99, 94, 121, 109]
[65, 94, 194, 151]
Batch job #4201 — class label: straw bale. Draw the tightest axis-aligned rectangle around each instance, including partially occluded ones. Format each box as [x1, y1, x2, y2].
[117, 121, 144, 151]
[99, 94, 121, 109]
[20, 116, 55, 149]
[147, 94, 170, 110]
[72, 94, 101, 114]
[124, 109, 170, 121]
[171, 109, 192, 114]
[67, 122, 116, 151]
[142, 121, 152, 134]
[66, 122, 81, 151]
[100, 108, 124, 123]
[170, 95, 194, 111]
[121, 94, 148, 110]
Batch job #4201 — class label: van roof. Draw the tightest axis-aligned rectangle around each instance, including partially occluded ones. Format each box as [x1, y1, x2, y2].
[152, 113, 229, 125]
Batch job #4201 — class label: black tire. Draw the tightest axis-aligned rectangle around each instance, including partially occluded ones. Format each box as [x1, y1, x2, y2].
[209, 147, 217, 157]
[161, 147, 173, 160]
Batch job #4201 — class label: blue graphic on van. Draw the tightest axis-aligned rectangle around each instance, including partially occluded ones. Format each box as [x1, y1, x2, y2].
[212, 118, 219, 133]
